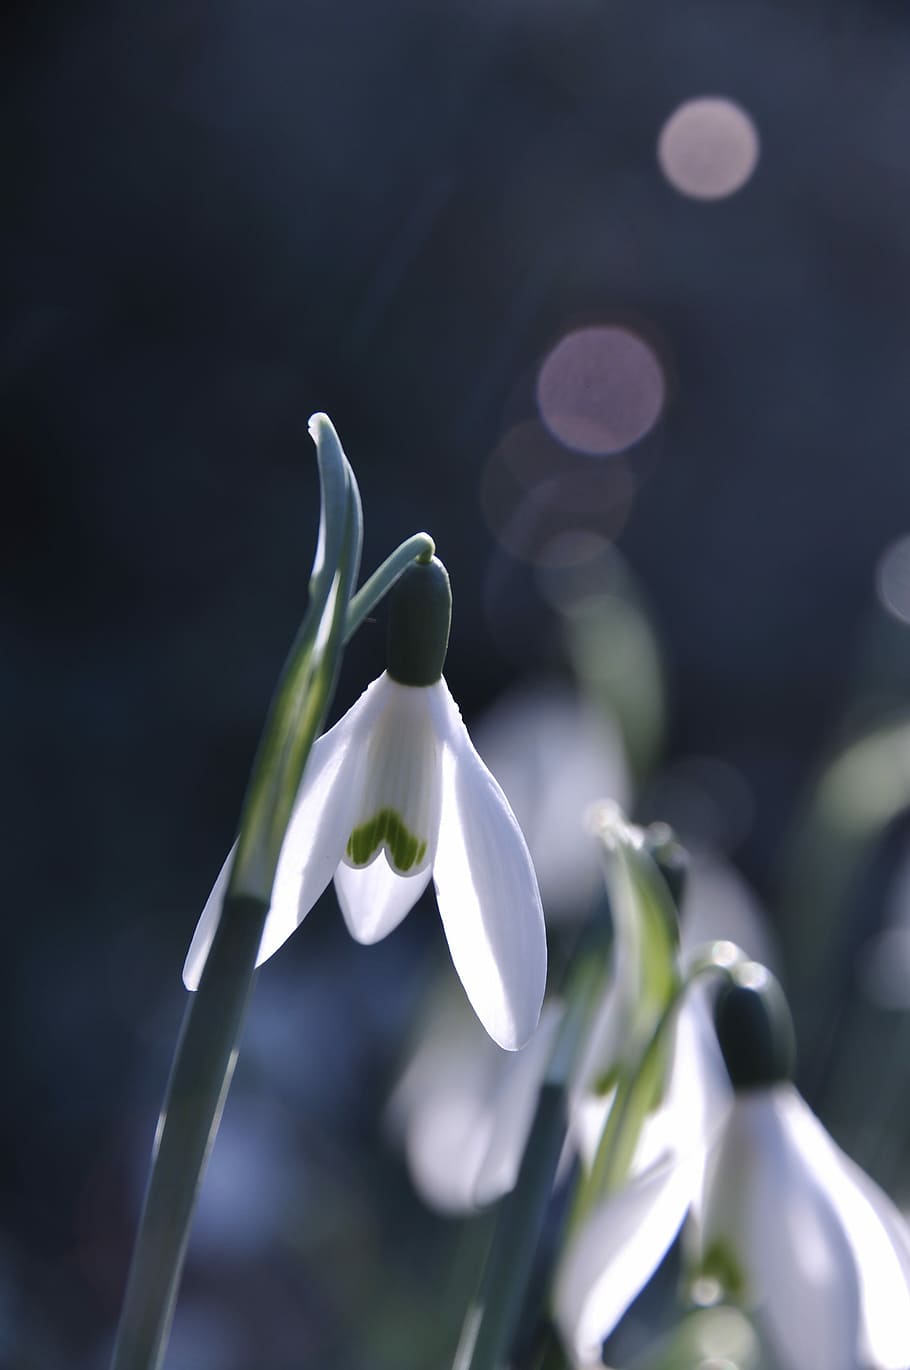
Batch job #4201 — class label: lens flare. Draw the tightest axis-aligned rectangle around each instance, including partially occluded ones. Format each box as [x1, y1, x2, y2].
[536, 325, 665, 455]
[658, 96, 760, 200]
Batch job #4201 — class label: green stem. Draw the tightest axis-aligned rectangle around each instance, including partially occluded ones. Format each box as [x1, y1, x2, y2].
[110, 896, 266, 1370]
[111, 418, 363, 1370]
[528, 1321, 572, 1370]
[452, 961, 601, 1370]
[452, 1083, 567, 1370]
[231, 446, 362, 901]
[344, 531, 435, 643]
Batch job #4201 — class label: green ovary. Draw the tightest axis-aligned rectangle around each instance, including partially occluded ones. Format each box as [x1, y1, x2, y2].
[698, 1239, 746, 1300]
[346, 808, 428, 872]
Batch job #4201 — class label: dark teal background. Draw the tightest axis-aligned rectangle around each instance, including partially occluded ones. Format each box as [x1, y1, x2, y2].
[6, 1, 910, 1365]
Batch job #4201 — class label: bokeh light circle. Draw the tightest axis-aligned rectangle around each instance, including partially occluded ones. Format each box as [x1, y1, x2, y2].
[876, 534, 910, 624]
[658, 96, 760, 200]
[536, 325, 665, 455]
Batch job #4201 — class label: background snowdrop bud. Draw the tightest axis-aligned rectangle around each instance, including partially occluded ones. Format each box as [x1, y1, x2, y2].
[714, 963, 796, 1090]
[386, 554, 452, 685]
[642, 821, 689, 917]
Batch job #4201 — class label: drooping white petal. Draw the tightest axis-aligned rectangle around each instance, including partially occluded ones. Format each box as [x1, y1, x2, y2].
[430, 679, 547, 1050]
[472, 681, 630, 920]
[780, 1091, 910, 1369]
[404, 1081, 496, 1214]
[260, 683, 388, 963]
[629, 994, 732, 1185]
[555, 1150, 700, 1363]
[386, 985, 504, 1213]
[183, 842, 237, 991]
[697, 1087, 861, 1370]
[473, 1001, 562, 1206]
[334, 855, 432, 944]
[182, 678, 386, 990]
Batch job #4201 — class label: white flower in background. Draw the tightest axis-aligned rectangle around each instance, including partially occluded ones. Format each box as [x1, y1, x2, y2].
[472, 680, 630, 921]
[690, 965, 910, 1370]
[559, 959, 910, 1370]
[388, 986, 562, 1212]
[693, 1083, 910, 1370]
[184, 558, 547, 1051]
[388, 809, 683, 1219]
[555, 991, 731, 1363]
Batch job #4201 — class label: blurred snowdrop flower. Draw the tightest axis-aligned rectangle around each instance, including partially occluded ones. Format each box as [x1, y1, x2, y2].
[388, 986, 562, 1212]
[555, 992, 731, 1363]
[570, 809, 684, 1104]
[472, 681, 630, 920]
[554, 810, 730, 1362]
[690, 964, 910, 1370]
[185, 559, 546, 1050]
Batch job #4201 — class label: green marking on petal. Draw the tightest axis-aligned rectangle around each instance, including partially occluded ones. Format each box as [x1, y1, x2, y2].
[346, 808, 428, 872]
[697, 1239, 747, 1301]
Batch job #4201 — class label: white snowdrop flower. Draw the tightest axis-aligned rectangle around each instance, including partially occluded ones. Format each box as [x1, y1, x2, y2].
[555, 991, 731, 1364]
[472, 680, 630, 921]
[691, 965, 910, 1370]
[388, 985, 562, 1212]
[184, 558, 547, 1050]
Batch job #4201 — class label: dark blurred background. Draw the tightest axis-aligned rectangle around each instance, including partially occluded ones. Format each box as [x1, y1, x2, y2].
[7, 1, 910, 1366]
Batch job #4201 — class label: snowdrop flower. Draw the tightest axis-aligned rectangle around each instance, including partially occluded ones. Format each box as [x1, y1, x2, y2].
[559, 958, 910, 1369]
[555, 988, 731, 1364]
[388, 984, 562, 1212]
[472, 681, 630, 921]
[691, 963, 910, 1370]
[553, 814, 731, 1362]
[184, 557, 547, 1050]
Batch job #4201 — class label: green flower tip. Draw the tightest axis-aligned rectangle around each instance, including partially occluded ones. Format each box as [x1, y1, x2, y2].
[713, 961, 796, 1091]
[387, 555, 452, 687]
[643, 821, 689, 912]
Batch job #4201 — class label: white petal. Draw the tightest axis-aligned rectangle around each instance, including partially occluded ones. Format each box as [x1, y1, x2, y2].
[183, 842, 237, 991]
[343, 674, 442, 875]
[781, 1093, 910, 1369]
[334, 855, 432, 944]
[474, 1001, 562, 1205]
[260, 683, 386, 963]
[387, 986, 504, 1214]
[404, 1082, 495, 1214]
[431, 680, 547, 1050]
[555, 1150, 699, 1362]
[472, 681, 630, 920]
[182, 678, 386, 990]
[698, 1087, 861, 1370]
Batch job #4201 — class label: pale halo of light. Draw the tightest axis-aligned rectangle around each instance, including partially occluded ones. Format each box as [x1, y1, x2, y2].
[658, 96, 760, 200]
[480, 421, 636, 564]
[858, 927, 910, 1010]
[536, 325, 665, 456]
[736, 960, 770, 991]
[534, 529, 611, 569]
[876, 533, 910, 625]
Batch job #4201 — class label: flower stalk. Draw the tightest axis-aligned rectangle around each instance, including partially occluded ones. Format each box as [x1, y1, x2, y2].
[451, 952, 603, 1370]
[111, 415, 433, 1370]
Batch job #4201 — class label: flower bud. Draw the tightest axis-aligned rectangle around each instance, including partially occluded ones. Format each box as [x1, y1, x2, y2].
[643, 822, 689, 910]
[714, 962, 796, 1090]
[386, 556, 452, 686]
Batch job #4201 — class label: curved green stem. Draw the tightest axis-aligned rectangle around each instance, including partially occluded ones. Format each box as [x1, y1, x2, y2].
[111, 417, 362, 1370]
[344, 531, 435, 643]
